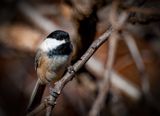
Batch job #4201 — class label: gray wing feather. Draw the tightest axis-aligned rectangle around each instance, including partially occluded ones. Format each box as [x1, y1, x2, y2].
[35, 49, 41, 71]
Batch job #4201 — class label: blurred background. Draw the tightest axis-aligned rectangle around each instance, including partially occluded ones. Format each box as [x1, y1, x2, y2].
[0, 0, 160, 116]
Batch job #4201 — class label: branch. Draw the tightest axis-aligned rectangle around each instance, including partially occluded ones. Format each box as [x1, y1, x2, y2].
[122, 5, 160, 15]
[122, 31, 150, 95]
[88, 31, 118, 116]
[85, 57, 141, 100]
[122, 31, 160, 112]
[18, 2, 61, 33]
[27, 27, 112, 116]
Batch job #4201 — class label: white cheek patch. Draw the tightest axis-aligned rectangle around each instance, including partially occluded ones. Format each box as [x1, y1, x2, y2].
[40, 38, 65, 52]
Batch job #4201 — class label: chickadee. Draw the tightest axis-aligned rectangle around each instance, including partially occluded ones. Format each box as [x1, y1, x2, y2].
[27, 30, 73, 112]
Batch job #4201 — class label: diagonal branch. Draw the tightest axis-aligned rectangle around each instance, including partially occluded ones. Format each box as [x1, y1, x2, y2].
[123, 31, 150, 95]
[18, 2, 61, 33]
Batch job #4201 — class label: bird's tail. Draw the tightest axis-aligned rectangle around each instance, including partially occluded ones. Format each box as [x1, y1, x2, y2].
[27, 79, 46, 112]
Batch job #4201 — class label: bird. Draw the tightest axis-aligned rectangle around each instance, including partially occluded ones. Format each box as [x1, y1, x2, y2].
[27, 30, 73, 112]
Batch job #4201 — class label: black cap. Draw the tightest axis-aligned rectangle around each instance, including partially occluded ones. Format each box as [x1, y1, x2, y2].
[47, 30, 70, 41]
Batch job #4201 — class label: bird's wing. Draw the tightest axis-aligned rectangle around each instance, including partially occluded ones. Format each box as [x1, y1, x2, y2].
[35, 49, 42, 71]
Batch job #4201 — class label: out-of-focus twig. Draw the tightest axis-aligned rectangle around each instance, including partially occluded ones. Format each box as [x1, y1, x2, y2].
[109, 1, 129, 31]
[122, 5, 160, 15]
[27, 27, 112, 116]
[111, 1, 160, 112]
[110, 0, 150, 97]
[123, 31, 150, 95]
[88, 32, 118, 116]
[35, 4, 59, 15]
[85, 57, 141, 100]
[110, 0, 160, 112]
[110, 91, 129, 116]
[122, 31, 160, 112]
[88, 2, 130, 116]
[18, 2, 61, 33]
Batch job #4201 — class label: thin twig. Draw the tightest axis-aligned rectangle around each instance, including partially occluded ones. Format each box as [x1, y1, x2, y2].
[110, 0, 150, 98]
[123, 5, 160, 15]
[27, 27, 112, 116]
[35, 4, 59, 15]
[88, 2, 130, 116]
[123, 31, 149, 95]
[110, 1, 160, 112]
[18, 2, 76, 38]
[18, 2, 61, 33]
[122, 31, 160, 112]
[85, 57, 141, 100]
[110, 91, 129, 116]
[88, 32, 118, 116]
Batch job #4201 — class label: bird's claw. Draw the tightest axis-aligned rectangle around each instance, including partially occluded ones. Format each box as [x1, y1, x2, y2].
[68, 66, 75, 74]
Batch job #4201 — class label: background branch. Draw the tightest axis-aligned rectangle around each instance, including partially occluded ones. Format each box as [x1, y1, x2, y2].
[88, 31, 118, 116]
[18, 2, 61, 33]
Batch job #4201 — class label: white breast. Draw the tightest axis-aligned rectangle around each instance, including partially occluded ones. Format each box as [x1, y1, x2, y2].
[39, 38, 65, 52]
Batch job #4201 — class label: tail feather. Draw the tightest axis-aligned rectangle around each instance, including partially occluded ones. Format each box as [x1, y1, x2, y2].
[27, 79, 46, 112]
